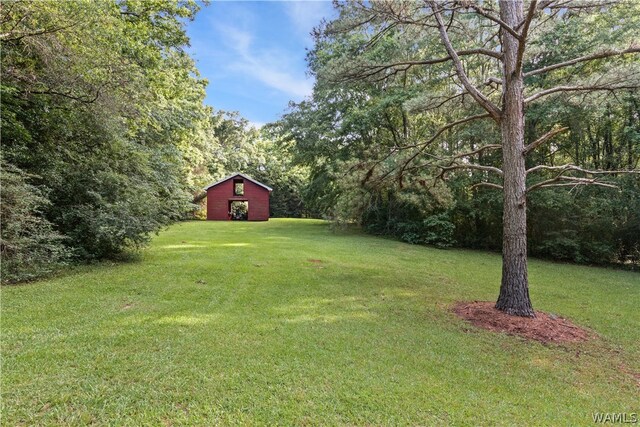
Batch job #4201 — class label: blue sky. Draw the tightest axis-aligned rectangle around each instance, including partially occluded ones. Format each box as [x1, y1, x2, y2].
[185, 1, 335, 127]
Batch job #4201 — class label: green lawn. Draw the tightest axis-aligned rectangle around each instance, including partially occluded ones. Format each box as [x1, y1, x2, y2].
[2, 219, 638, 425]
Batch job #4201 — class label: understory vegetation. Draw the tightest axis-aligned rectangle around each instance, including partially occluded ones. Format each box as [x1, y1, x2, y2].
[1, 220, 638, 425]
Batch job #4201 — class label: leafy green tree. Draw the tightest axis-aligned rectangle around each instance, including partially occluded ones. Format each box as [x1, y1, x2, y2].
[1, 0, 212, 271]
[282, 0, 640, 316]
[0, 161, 68, 283]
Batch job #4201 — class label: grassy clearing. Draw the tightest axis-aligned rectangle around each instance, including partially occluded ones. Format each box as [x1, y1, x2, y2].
[2, 219, 638, 425]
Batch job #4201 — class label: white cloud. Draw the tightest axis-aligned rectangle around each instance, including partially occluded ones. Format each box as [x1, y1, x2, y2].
[223, 25, 252, 53]
[232, 60, 313, 99]
[215, 24, 314, 99]
[283, 1, 333, 42]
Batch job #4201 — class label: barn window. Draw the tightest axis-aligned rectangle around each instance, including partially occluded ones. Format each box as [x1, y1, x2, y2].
[233, 179, 244, 196]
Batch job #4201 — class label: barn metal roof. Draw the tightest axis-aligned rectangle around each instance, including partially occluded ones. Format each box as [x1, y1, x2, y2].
[204, 173, 273, 192]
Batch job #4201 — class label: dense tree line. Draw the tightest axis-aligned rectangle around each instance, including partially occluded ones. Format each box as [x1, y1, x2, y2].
[200, 111, 310, 219]
[1, 0, 213, 282]
[276, 0, 640, 280]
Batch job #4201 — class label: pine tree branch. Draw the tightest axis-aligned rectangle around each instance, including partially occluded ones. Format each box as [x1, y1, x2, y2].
[397, 162, 503, 189]
[523, 126, 569, 155]
[471, 182, 504, 191]
[368, 112, 492, 185]
[526, 163, 639, 192]
[529, 182, 618, 191]
[399, 113, 492, 150]
[429, 1, 502, 122]
[342, 47, 503, 82]
[415, 92, 468, 113]
[524, 47, 640, 77]
[386, 112, 492, 184]
[453, 144, 502, 159]
[465, 4, 522, 40]
[526, 164, 640, 175]
[545, 1, 620, 11]
[439, 163, 504, 176]
[515, 0, 538, 75]
[525, 84, 640, 104]
[527, 176, 618, 192]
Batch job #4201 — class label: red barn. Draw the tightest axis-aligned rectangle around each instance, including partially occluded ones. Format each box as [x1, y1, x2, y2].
[204, 173, 272, 221]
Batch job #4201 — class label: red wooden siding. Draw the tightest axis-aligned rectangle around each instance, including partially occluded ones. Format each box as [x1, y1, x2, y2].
[206, 175, 270, 221]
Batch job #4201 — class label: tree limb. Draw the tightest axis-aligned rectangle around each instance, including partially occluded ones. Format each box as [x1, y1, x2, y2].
[29, 87, 103, 104]
[466, 4, 522, 40]
[413, 91, 468, 113]
[193, 191, 207, 204]
[453, 144, 502, 160]
[400, 113, 491, 150]
[401, 162, 503, 187]
[368, 112, 492, 185]
[527, 176, 618, 192]
[429, 1, 502, 122]
[525, 84, 640, 104]
[523, 126, 569, 155]
[515, 0, 538, 75]
[0, 21, 78, 41]
[440, 163, 504, 176]
[524, 47, 640, 77]
[527, 164, 640, 175]
[343, 47, 503, 82]
[545, 1, 620, 11]
[471, 182, 504, 190]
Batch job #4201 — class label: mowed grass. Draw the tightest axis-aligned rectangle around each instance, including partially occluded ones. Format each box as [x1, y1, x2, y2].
[2, 219, 639, 426]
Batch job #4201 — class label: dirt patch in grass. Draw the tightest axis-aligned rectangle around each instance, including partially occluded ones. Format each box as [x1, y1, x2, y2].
[453, 301, 592, 344]
[307, 259, 326, 268]
[619, 364, 640, 387]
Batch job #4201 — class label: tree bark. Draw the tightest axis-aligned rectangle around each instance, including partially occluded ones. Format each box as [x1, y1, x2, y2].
[495, 0, 535, 317]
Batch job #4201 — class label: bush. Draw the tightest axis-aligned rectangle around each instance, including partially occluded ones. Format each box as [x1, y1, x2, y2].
[422, 214, 456, 248]
[1, 161, 68, 283]
[392, 214, 455, 248]
[532, 233, 581, 262]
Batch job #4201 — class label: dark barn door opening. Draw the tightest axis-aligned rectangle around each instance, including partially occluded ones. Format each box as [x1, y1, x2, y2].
[229, 201, 249, 220]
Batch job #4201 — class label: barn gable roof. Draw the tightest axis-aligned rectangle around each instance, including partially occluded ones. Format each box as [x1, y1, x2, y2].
[204, 173, 273, 192]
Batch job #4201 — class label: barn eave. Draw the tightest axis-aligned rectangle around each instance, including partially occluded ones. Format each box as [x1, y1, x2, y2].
[203, 173, 273, 192]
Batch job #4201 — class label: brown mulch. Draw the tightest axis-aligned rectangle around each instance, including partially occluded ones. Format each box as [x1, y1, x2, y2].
[452, 301, 592, 344]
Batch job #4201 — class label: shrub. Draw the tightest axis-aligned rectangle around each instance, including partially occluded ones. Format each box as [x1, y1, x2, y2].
[422, 214, 456, 249]
[1, 161, 68, 283]
[392, 214, 456, 248]
[532, 233, 581, 262]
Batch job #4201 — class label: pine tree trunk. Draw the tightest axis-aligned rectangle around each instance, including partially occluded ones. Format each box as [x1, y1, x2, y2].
[495, 0, 535, 317]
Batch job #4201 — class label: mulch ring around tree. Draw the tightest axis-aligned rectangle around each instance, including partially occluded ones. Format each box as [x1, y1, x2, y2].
[452, 301, 592, 344]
